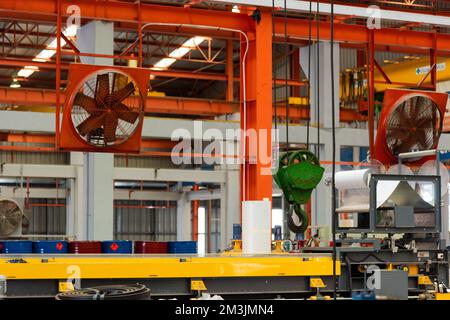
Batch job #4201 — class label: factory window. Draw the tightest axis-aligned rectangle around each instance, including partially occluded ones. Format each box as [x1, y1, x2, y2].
[198, 207, 206, 255]
[340, 146, 354, 170]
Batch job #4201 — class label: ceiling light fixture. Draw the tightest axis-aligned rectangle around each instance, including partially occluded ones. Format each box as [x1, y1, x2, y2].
[10, 78, 21, 88]
[151, 36, 209, 71]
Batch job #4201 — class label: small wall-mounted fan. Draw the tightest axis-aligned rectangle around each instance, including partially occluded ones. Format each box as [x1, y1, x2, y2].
[59, 64, 152, 153]
[373, 89, 448, 165]
[0, 198, 23, 237]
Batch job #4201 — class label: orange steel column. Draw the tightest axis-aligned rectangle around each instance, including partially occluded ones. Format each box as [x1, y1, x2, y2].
[240, 10, 273, 204]
[192, 184, 199, 241]
[55, 0, 61, 148]
[226, 39, 234, 101]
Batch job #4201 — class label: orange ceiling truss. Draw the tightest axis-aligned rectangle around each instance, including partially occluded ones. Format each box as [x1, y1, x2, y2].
[0, 57, 307, 87]
[0, 86, 363, 122]
[0, 0, 449, 52]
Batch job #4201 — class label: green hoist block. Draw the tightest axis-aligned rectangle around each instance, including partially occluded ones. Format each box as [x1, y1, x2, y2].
[273, 150, 324, 234]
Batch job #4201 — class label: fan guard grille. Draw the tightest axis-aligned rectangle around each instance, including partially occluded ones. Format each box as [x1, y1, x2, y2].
[0, 199, 22, 236]
[71, 71, 142, 147]
[385, 95, 441, 158]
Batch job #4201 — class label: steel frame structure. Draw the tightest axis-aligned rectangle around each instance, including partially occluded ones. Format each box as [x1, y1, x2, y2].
[0, 0, 449, 201]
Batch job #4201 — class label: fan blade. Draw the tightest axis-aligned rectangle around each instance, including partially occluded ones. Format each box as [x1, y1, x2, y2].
[5, 205, 18, 216]
[398, 105, 412, 128]
[104, 113, 119, 143]
[2, 219, 17, 234]
[416, 115, 433, 128]
[77, 114, 105, 136]
[109, 82, 135, 103]
[74, 93, 98, 115]
[95, 74, 110, 103]
[113, 103, 139, 123]
[416, 131, 428, 149]
[389, 127, 410, 142]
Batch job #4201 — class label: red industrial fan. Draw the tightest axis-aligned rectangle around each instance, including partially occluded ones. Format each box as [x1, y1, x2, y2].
[373, 88, 448, 165]
[59, 64, 151, 153]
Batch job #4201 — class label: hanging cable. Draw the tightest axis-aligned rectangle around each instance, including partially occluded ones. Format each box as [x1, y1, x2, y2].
[306, 0, 312, 149]
[330, 0, 338, 300]
[284, 0, 289, 151]
[316, 0, 320, 160]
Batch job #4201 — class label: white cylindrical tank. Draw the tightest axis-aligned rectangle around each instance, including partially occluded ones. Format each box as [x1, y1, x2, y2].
[242, 200, 272, 254]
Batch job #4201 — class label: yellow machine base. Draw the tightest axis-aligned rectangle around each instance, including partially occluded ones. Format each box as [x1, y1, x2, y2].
[0, 254, 340, 280]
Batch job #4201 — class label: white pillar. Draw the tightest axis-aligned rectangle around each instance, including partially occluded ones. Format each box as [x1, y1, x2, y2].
[220, 182, 226, 249]
[311, 144, 334, 228]
[220, 165, 240, 250]
[300, 42, 340, 128]
[76, 21, 115, 240]
[84, 153, 114, 240]
[177, 192, 192, 241]
[77, 21, 114, 65]
[69, 152, 86, 239]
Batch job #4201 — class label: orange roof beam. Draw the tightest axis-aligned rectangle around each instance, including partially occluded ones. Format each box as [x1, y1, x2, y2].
[0, 134, 178, 151]
[0, 0, 449, 52]
[0, 87, 238, 116]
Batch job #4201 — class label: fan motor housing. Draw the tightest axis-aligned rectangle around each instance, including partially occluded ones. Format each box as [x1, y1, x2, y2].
[374, 89, 448, 165]
[59, 63, 151, 153]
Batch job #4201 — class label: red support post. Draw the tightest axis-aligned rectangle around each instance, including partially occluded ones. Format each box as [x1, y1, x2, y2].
[367, 29, 375, 158]
[138, 0, 143, 67]
[55, 0, 61, 148]
[240, 10, 273, 205]
[192, 184, 199, 241]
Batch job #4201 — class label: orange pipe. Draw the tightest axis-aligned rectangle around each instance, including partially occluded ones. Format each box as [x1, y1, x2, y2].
[28, 203, 65, 207]
[0, 133, 54, 144]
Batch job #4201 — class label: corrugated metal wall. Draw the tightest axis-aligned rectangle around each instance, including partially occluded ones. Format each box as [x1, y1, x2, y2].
[26, 199, 66, 235]
[114, 200, 177, 241]
[200, 199, 221, 253]
[0, 150, 69, 164]
[114, 199, 222, 250]
[114, 155, 179, 168]
[340, 47, 357, 71]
